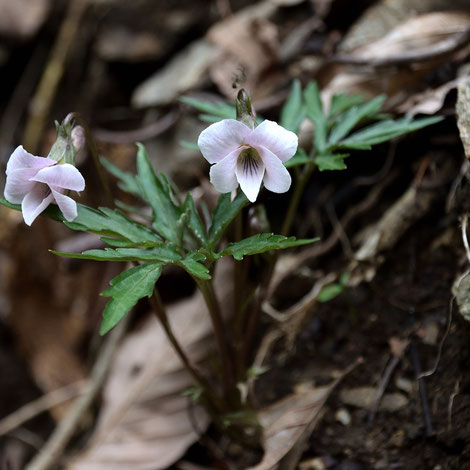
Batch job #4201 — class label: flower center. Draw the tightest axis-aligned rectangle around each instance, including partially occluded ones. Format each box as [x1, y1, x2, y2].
[238, 147, 262, 176]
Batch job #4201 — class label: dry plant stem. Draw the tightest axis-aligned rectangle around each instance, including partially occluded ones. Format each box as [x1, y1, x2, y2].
[0, 381, 86, 436]
[194, 279, 235, 403]
[25, 314, 129, 470]
[63, 112, 114, 207]
[23, 0, 88, 153]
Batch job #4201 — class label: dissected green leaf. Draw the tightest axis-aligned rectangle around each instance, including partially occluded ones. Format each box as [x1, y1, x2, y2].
[281, 80, 305, 133]
[100, 157, 143, 198]
[65, 205, 161, 244]
[208, 191, 248, 248]
[304, 81, 327, 154]
[178, 252, 211, 280]
[285, 148, 310, 168]
[219, 233, 318, 260]
[336, 116, 443, 150]
[100, 263, 162, 334]
[328, 95, 386, 145]
[183, 193, 209, 247]
[52, 245, 182, 263]
[315, 153, 349, 171]
[136, 143, 182, 244]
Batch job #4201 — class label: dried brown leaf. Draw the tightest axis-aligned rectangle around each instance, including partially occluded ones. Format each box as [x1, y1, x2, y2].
[340, 387, 408, 412]
[247, 385, 332, 470]
[324, 12, 470, 106]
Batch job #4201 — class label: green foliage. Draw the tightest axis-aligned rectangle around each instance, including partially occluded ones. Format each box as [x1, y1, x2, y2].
[52, 245, 182, 263]
[302, 82, 443, 171]
[318, 273, 349, 302]
[66, 205, 161, 245]
[180, 95, 237, 123]
[208, 191, 248, 248]
[280, 80, 305, 133]
[183, 193, 209, 248]
[179, 252, 211, 280]
[136, 143, 182, 244]
[218, 233, 318, 260]
[100, 262, 162, 334]
[284, 148, 310, 168]
[100, 157, 143, 198]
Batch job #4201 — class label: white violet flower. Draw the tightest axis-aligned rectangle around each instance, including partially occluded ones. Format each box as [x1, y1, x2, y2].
[198, 119, 298, 202]
[4, 145, 85, 226]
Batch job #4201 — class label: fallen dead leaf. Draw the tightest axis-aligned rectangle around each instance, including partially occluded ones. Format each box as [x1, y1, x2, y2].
[340, 387, 408, 412]
[248, 385, 332, 470]
[339, 0, 470, 53]
[67, 259, 233, 470]
[0, 0, 50, 39]
[131, 0, 279, 107]
[248, 362, 359, 470]
[324, 12, 470, 107]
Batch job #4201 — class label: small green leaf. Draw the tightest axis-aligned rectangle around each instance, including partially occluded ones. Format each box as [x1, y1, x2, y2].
[183, 193, 208, 247]
[285, 148, 310, 168]
[281, 80, 305, 133]
[178, 252, 211, 280]
[65, 205, 161, 244]
[219, 233, 318, 260]
[329, 93, 365, 117]
[318, 283, 345, 302]
[304, 81, 327, 154]
[100, 157, 143, 198]
[100, 263, 162, 334]
[180, 96, 236, 121]
[136, 143, 182, 244]
[208, 191, 248, 248]
[336, 116, 443, 150]
[328, 95, 386, 145]
[315, 153, 349, 171]
[179, 140, 200, 150]
[52, 245, 182, 263]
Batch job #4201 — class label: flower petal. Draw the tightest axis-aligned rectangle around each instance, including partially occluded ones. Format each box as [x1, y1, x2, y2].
[6, 145, 55, 175]
[259, 146, 292, 194]
[4, 168, 40, 204]
[235, 149, 265, 203]
[198, 119, 251, 164]
[209, 147, 241, 194]
[245, 120, 298, 163]
[21, 184, 54, 226]
[31, 164, 85, 191]
[51, 188, 78, 221]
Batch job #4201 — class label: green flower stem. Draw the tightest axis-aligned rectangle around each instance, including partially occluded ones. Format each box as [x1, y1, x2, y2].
[194, 278, 235, 404]
[243, 159, 316, 367]
[149, 288, 209, 390]
[281, 161, 316, 236]
[63, 112, 114, 207]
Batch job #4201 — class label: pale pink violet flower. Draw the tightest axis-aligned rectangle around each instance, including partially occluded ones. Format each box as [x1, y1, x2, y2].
[4, 145, 85, 226]
[198, 119, 298, 202]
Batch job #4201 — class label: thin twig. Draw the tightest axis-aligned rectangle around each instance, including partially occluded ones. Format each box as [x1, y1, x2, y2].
[25, 316, 129, 470]
[368, 355, 402, 424]
[418, 296, 454, 379]
[447, 379, 460, 432]
[93, 110, 180, 144]
[329, 26, 470, 67]
[0, 381, 87, 436]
